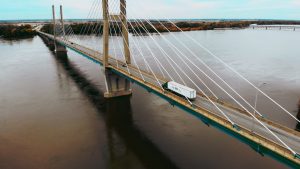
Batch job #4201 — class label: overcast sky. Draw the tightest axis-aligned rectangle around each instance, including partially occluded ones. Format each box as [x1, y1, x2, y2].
[1, 0, 300, 20]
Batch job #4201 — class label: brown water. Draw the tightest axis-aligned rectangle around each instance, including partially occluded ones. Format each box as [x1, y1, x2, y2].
[0, 29, 299, 169]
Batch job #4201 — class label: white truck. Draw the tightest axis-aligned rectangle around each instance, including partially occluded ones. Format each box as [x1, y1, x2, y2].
[162, 81, 197, 100]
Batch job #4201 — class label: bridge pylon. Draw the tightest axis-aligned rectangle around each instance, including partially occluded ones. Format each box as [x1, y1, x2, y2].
[51, 5, 67, 54]
[102, 0, 132, 98]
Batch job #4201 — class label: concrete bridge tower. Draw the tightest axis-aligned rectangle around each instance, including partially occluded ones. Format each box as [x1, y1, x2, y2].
[51, 5, 67, 54]
[102, 0, 132, 98]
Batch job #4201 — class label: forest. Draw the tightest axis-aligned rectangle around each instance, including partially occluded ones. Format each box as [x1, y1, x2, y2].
[0, 24, 36, 39]
[40, 20, 300, 36]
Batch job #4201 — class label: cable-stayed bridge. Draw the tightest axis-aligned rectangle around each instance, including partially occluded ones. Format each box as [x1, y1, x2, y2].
[37, 0, 300, 168]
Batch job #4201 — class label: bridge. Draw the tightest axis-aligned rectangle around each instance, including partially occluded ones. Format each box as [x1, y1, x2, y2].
[37, 0, 300, 168]
[250, 24, 300, 31]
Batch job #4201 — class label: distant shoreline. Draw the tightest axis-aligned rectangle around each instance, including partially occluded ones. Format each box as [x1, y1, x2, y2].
[1, 20, 300, 40]
[1, 19, 300, 25]
[40, 20, 300, 36]
[0, 24, 36, 39]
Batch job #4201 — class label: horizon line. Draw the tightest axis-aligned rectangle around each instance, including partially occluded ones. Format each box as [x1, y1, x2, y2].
[1, 18, 300, 22]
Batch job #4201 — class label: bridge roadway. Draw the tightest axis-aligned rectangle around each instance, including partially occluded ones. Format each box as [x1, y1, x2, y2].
[250, 25, 300, 30]
[38, 31, 300, 167]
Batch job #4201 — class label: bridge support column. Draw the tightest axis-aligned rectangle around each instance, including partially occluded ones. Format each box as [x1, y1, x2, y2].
[104, 70, 132, 98]
[51, 5, 67, 55]
[55, 42, 67, 54]
[102, 0, 132, 98]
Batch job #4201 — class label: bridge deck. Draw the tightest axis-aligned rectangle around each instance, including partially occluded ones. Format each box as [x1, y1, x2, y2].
[38, 31, 300, 167]
[250, 25, 300, 30]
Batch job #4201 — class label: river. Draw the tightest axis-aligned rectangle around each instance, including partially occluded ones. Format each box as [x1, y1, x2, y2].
[0, 29, 299, 169]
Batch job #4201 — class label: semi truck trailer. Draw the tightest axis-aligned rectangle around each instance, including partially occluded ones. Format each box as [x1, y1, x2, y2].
[162, 81, 197, 100]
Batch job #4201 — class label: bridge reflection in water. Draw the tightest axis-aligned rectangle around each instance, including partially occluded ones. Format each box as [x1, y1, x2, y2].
[53, 51, 179, 169]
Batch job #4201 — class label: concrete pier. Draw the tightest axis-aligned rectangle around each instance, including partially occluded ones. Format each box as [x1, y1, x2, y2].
[104, 70, 132, 98]
[55, 42, 67, 54]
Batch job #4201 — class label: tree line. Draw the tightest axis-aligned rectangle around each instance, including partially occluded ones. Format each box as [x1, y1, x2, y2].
[0, 24, 36, 39]
[40, 20, 300, 36]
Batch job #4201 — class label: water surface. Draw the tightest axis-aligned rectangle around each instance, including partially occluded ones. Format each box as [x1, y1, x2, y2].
[1, 29, 299, 169]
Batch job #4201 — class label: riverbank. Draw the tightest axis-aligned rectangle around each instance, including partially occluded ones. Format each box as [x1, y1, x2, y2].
[2, 20, 300, 39]
[40, 20, 300, 36]
[0, 24, 36, 39]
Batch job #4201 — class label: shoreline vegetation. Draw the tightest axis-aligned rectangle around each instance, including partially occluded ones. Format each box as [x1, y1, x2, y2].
[1, 20, 300, 39]
[41, 20, 300, 36]
[0, 24, 36, 39]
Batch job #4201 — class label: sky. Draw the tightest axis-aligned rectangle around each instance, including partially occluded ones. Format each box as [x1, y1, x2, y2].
[1, 0, 300, 20]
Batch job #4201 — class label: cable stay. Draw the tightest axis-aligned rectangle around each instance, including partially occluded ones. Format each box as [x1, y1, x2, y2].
[130, 1, 300, 156]
[109, 0, 164, 89]
[45, 0, 300, 158]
